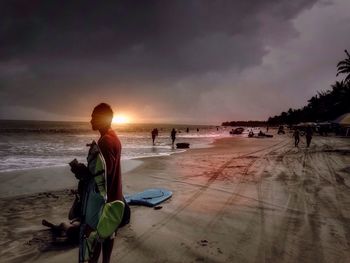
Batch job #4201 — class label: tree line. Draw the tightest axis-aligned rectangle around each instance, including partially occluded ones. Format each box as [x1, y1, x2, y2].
[267, 50, 350, 126]
[221, 121, 267, 127]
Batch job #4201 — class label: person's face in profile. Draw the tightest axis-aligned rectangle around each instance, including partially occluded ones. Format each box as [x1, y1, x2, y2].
[90, 112, 110, 131]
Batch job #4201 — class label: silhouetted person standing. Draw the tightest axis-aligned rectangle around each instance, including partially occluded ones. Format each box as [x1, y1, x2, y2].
[171, 128, 176, 146]
[89, 103, 123, 263]
[306, 126, 313, 148]
[151, 128, 157, 145]
[293, 129, 300, 147]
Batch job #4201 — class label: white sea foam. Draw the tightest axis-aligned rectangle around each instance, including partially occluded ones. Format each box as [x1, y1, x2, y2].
[0, 121, 231, 173]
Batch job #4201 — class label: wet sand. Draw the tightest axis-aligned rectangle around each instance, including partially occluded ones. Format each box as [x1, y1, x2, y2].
[0, 159, 143, 198]
[1, 135, 350, 263]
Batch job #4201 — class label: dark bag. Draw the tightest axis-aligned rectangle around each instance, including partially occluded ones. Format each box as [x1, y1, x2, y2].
[68, 194, 81, 221]
[68, 178, 90, 221]
[119, 197, 131, 228]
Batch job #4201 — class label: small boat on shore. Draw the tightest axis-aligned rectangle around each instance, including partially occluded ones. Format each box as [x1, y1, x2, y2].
[230, 127, 244, 135]
[258, 131, 273, 138]
[176, 143, 190, 149]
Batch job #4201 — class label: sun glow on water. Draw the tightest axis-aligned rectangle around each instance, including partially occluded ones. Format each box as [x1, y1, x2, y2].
[112, 115, 129, 124]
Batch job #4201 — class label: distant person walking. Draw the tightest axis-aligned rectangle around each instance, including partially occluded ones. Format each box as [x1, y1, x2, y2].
[171, 128, 176, 146]
[293, 129, 300, 147]
[306, 126, 313, 148]
[151, 128, 158, 145]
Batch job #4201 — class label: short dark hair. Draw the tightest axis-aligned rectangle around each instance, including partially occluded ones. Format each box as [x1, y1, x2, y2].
[92, 103, 114, 120]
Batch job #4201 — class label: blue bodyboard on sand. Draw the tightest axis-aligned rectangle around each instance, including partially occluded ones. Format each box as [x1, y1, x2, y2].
[124, 188, 172, 207]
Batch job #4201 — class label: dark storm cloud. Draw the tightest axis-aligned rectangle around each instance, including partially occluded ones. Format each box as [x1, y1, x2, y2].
[1, 0, 314, 72]
[0, 0, 326, 121]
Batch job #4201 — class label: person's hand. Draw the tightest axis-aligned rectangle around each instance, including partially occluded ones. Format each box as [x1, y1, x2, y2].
[71, 163, 90, 179]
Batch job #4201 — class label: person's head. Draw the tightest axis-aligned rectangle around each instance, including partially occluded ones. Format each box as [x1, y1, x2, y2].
[90, 103, 114, 131]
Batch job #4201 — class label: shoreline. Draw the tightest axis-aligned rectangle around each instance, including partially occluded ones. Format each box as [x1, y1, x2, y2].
[0, 159, 143, 198]
[0, 134, 223, 198]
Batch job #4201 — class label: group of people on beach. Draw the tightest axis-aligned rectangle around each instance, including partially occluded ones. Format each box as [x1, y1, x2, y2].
[150, 127, 179, 146]
[293, 126, 313, 147]
[42, 105, 316, 263]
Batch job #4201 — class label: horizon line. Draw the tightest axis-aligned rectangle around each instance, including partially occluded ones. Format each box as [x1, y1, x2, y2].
[0, 118, 225, 127]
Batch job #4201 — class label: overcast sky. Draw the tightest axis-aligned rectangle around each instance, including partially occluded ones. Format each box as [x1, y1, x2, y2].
[0, 0, 349, 124]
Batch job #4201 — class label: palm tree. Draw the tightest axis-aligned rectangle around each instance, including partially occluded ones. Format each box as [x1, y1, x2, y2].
[336, 49, 350, 84]
[331, 80, 346, 93]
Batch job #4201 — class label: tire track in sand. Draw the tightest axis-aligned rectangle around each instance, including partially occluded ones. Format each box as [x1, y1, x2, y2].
[119, 140, 287, 260]
[232, 142, 293, 262]
[206, 141, 290, 229]
[200, 141, 292, 262]
[268, 148, 325, 263]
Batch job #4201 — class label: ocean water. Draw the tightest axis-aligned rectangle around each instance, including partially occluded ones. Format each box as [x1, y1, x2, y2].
[0, 120, 230, 173]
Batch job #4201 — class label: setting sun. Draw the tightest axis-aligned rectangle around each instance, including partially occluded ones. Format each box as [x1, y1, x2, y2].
[112, 115, 129, 124]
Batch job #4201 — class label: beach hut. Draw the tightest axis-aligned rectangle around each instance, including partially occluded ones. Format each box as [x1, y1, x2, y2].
[332, 113, 350, 136]
[333, 113, 350, 126]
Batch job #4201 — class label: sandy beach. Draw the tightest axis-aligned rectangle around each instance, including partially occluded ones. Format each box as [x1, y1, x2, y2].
[1, 135, 350, 263]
